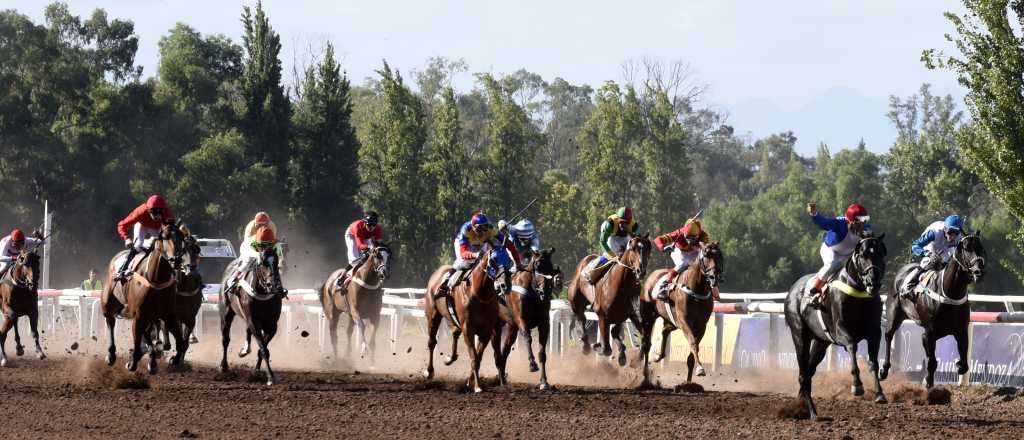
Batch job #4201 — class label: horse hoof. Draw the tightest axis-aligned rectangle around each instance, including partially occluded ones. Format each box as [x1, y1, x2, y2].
[879, 369, 889, 381]
[539, 382, 550, 391]
[696, 366, 706, 377]
[125, 361, 136, 372]
[106, 354, 116, 366]
[529, 362, 539, 373]
[190, 336, 199, 344]
[266, 378, 276, 386]
[852, 385, 865, 396]
[149, 365, 158, 375]
[422, 369, 433, 379]
[37, 352, 46, 361]
[617, 354, 627, 367]
[220, 363, 229, 373]
[238, 348, 251, 358]
[581, 344, 591, 355]
[474, 386, 483, 394]
[162, 343, 171, 351]
[443, 356, 457, 366]
[874, 394, 888, 404]
[0, 358, 8, 368]
[15, 346, 24, 357]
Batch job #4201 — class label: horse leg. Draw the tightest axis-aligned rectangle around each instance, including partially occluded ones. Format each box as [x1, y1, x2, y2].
[848, 342, 864, 396]
[464, 329, 482, 393]
[12, 316, 23, 356]
[261, 321, 279, 386]
[880, 300, 904, 381]
[523, 326, 539, 373]
[490, 325, 507, 387]
[328, 316, 340, 363]
[345, 314, 355, 358]
[955, 325, 970, 377]
[168, 318, 187, 366]
[611, 323, 626, 366]
[126, 318, 144, 372]
[423, 311, 442, 379]
[355, 316, 369, 360]
[0, 314, 12, 367]
[654, 322, 674, 363]
[867, 330, 887, 403]
[499, 325, 517, 386]
[444, 322, 461, 366]
[105, 315, 117, 366]
[143, 326, 159, 375]
[805, 338, 829, 421]
[923, 331, 938, 388]
[28, 310, 45, 360]
[368, 315, 381, 365]
[250, 325, 276, 386]
[161, 323, 171, 351]
[538, 321, 551, 390]
[637, 316, 653, 388]
[219, 307, 235, 372]
[239, 329, 252, 358]
[576, 313, 592, 356]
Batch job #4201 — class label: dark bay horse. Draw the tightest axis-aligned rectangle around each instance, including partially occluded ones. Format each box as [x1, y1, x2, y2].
[567, 235, 655, 386]
[320, 245, 392, 363]
[102, 223, 185, 373]
[495, 248, 563, 390]
[161, 226, 203, 365]
[219, 246, 285, 386]
[784, 234, 888, 420]
[0, 247, 44, 367]
[641, 242, 723, 383]
[423, 249, 510, 393]
[881, 232, 985, 387]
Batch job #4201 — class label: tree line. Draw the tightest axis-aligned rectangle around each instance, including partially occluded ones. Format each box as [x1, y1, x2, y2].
[1, 1, 1022, 294]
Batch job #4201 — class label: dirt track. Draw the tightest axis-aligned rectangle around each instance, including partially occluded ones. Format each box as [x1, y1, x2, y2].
[1, 350, 1023, 440]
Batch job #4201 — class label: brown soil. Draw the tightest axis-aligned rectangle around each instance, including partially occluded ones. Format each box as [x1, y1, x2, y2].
[0, 354, 1022, 439]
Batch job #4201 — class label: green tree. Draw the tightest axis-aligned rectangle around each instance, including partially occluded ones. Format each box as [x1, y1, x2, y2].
[423, 87, 472, 263]
[639, 87, 691, 234]
[476, 73, 538, 218]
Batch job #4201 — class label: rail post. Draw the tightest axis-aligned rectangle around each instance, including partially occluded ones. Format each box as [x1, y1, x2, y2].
[768, 313, 777, 368]
[713, 312, 723, 372]
[78, 295, 88, 340]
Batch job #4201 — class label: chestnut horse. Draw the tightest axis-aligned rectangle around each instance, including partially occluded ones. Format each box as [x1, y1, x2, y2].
[881, 231, 985, 387]
[641, 242, 723, 383]
[784, 234, 888, 421]
[219, 246, 285, 386]
[422, 248, 510, 393]
[495, 248, 563, 389]
[101, 222, 186, 373]
[0, 247, 45, 367]
[320, 244, 392, 362]
[567, 235, 655, 386]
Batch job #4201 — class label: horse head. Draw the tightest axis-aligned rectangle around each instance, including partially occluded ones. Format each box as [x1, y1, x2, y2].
[371, 243, 393, 280]
[955, 231, 986, 284]
[11, 249, 40, 289]
[483, 248, 511, 296]
[700, 241, 724, 288]
[257, 246, 284, 295]
[536, 248, 563, 297]
[623, 234, 652, 282]
[853, 232, 887, 294]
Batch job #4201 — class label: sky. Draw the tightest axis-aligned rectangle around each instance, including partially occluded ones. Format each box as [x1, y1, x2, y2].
[6, 0, 969, 155]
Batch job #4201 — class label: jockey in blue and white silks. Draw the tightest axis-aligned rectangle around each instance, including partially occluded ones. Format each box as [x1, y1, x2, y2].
[807, 202, 871, 298]
[901, 215, 964, 295]
[499, 218, 541, 257]
[435, 212, 521, 297]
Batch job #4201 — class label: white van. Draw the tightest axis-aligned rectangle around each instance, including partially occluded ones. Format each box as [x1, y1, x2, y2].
[195, 238, 237, 296]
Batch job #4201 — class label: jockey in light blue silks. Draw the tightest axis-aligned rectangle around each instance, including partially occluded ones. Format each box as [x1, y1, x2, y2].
[806, 202, 871, 302]
[900, 215, 964, 297]
[498, 218, 541, 260]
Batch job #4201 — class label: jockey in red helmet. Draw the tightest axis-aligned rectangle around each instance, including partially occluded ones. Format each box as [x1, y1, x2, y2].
[114, 195, 175, 281]
[0, 228, 43, 277]
[806, 202, 871, 302]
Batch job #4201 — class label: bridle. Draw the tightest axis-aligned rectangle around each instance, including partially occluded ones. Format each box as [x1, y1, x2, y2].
[617, 236, 650, 284]
[848, 236, 886, 294]
[950, 234, 985, 281]
[5, 250, 37, 289]
[372, 246, 392, 279]
[697, 247, 723, 288]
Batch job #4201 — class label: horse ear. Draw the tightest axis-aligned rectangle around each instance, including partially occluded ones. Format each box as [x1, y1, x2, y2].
[549, 247, 556, 255]
[975, 229, 982, 238]
[643, 232, 650, 239]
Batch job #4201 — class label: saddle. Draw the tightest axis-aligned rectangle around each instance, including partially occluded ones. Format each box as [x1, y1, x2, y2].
[113, 251, 149, 277]
[583, 257, 616, 284]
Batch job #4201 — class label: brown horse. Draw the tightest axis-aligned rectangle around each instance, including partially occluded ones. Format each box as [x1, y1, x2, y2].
[422, 248, 510, 393]
[101, 223, 185, 373]
[320, 245, 392, 362]
[881, 232, 985, 387]
[0, 247, 45, 367]
[567, 235, 655, 385]
[641, 242, 723, 383]
[495, 248, 563, 389]
[219, 246, 285, 386]
[159, 227, 203, 365]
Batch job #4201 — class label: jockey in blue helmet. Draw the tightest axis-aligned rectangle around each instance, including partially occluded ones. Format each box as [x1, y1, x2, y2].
[900, 214, 964, 297]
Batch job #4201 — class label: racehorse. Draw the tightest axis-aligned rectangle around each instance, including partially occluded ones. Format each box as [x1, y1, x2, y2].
[784, 234, 888, 420]
[219, 246, 285, 386]
[422, 248, 510, 393]
[641, 242, 723, 383]
[320, 244, 392, 362]
[0, 246, 45, 367]
[881, 231, 985, 388]
[101, 222, 185, 373]
[494, 248, 563, 390]
[567, 235, 655, 386]
[161, 226, 203, 365]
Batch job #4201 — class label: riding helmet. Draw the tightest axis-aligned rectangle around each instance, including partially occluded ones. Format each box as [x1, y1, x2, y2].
[944, 214, 963, 232]
[364, 211, 380, 226]
[844, 203, 869, 223]
[9, 228, 24, 243]
[146, 194, 168, 210]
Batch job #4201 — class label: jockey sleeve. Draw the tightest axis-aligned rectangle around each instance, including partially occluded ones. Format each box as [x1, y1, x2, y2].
[656, 226, 709, 252]
[912, 229, 936, 257]
[457, 221, 496, 260]
[117, 203, 175, 240]
[810, 212, 871, 247]
[500, 235, 522, 265]
[347, 220, 382, 250]
[0, 236, 42, 262]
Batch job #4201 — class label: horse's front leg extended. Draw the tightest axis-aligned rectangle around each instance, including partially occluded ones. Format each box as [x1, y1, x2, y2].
[444, 320, 461, 366]
[598, 316, 612, 357]
[537, 321, 551, 390]
[923, 332, 938, 388]
[105, 315, 117, 366]
[0, 314, 12, 367]
[126, 318, 144, 372]
[611, 323, 626, 366]
[12, 316, 24, 357]
[867, 330, 888, 403]
[955, 325, 970, 377]
[522, 326, 539, 373]
[239, 328, 252, 357]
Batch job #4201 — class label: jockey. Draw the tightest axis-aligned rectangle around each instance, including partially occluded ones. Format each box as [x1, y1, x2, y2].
[902, 215, 964, 296]
[337, 211, 384, 289]
[0, 229, 43, 277]
[435, 212, 522, 297]
[806, 202, 871, 301]
[115, 195, 174, 282]
[241, 212, 277, 252]
[653, 218, 718, 301]
[583, 207, 638, 283]
[498, 218, 541, 258]
[226, 225, 284, 293]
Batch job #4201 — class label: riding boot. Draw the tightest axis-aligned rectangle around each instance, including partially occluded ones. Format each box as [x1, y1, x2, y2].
[901, 267, 922, 300]
[657, 270, 678, 301]
[433, 269, 459, 299]
[335, 264, 353, 289]
[115, 249, 138, 282]
[808, 277, 826, 306]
